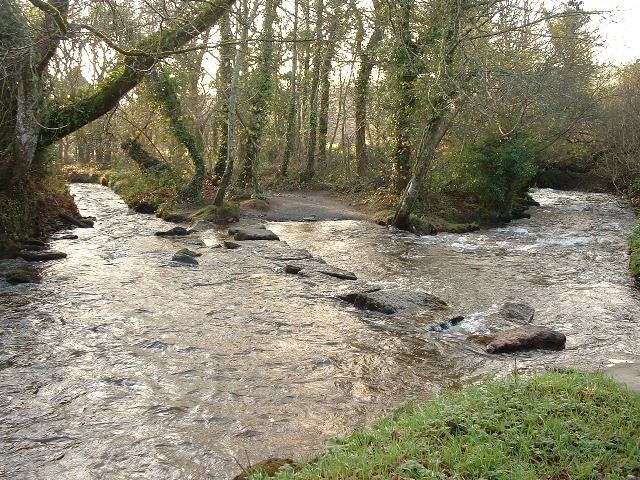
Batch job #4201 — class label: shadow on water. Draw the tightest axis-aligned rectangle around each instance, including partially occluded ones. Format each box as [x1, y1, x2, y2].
[1, 185, 639, 479]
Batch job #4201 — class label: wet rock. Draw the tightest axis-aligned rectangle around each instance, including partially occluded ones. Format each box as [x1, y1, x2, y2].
[285, 264, 303, 274]
[6, 270, 39, 284]
[59, 211, 92, 228]
[430, 315, 465, 332]
[155, 226, 190, 237]
[184, 238, 207, 248]
[22, 244, 47, 251]
[24, 239, 46, 247]
[171, 253, 199, 265]
[499, 302, 535, 324]
[233, 458, 296, 480]
[175, 248, 201, 257]
[223, 240, 241, 249]
[229, 225, 266, 235]
[233, 228, 280, 241]
[54, 234, 79, 240]
[19, 250, 67, 261]
[132, 201, 157, 214]
[339, 289, 447, 314]
[318, 268, 357, 280]
[486, 326, 566, 354]
[190, 220, 216, 232]
[302, 215, 318, 222]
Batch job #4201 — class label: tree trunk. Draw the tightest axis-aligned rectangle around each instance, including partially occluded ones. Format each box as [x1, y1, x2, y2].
[238, 0, 279, 193]
[355, 1, 384, 177]
[393, 114, 451, 229]
[280, 0, 299, 177]
[391, 0, 417, 194]
[301, 0, 324, 182]
[213, 11, 234, 184]
[316, 27, 338, 170]
[214, 0, 258, 206]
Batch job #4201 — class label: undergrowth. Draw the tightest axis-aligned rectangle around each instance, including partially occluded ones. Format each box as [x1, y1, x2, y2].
[245, 371, 640, 480]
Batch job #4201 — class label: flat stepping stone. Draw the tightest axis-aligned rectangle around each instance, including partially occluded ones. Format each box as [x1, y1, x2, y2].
[175, 248, 201, 257]
[339, 289, 447, 314]
[171, 253, 199, 265]
[486, 326, 566, 354]
[318, 268, 357, 280]
[19, 250, 67, 261]
[233, 228, 279, 241]
[155, 227, 191, 237]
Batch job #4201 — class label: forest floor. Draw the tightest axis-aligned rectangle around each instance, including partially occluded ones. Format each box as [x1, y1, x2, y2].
[241, 191, 374, 223]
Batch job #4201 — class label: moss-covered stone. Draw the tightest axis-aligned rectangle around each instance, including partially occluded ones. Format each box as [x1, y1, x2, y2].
[192, 203, 240, 222]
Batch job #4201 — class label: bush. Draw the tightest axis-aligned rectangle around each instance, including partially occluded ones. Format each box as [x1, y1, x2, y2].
[460, 132, 538, 220]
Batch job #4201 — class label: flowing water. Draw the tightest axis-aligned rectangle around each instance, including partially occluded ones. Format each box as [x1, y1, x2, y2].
[1, 184, 639, 479]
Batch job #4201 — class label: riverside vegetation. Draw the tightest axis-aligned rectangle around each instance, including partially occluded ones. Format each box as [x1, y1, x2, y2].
[240, 371, 640, 480]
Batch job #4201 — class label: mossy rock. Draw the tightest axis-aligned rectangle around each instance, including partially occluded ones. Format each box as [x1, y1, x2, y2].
[374, 209, 395, 226]
[240, 198, 270, 212]
[191, 203, 240, 223]
[0, 239, 21, 259]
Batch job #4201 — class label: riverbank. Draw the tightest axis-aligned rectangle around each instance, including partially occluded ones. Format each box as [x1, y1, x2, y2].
[240, 370, 640, 479]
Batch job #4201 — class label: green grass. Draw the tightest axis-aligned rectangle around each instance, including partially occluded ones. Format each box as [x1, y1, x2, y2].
[629, 220, 640, 282]
[248, 371, 640, 479]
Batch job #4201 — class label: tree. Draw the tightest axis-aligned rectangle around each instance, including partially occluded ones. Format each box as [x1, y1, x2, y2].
[0, 0, 235, 189]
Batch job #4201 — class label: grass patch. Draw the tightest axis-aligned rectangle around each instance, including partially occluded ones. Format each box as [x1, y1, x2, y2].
[629, 219, 640, 282]
[248, 371, 640, 479]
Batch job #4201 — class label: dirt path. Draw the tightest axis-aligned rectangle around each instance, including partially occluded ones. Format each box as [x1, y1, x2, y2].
[243, 191, 373, 222]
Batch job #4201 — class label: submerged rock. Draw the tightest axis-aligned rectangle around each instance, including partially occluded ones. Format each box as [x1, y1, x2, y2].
[155, 226, 190, 237]
[486, 326, 566, 354]
[430, 315, 465, 332]
[233, 228, 279, 241]
[339, 289, 447, 314]
[6, 270, 39, 284]
[171, 253, 199, 265]
[19, 250, 67, 261]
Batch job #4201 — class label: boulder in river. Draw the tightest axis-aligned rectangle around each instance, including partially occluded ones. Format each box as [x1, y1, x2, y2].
[53, 234, 79, 240]
[5, 270, 40, 284]
[24, 239, 46, 247]
[339, 289, 447, 314]
[190, 220, 216, 232]
[223, 240, 241, 249]
[19, 250, 67, 261]
[155, 226, 191, 237]
[284, 264, 304, 274]
[486, 326, 566, 354]
[171, 253, 199, 265]
[233, 228, 279, 241]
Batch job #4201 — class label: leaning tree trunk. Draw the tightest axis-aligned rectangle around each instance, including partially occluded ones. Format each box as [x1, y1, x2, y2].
[393, 114, 451, 230]
[121, 138, 168, 172]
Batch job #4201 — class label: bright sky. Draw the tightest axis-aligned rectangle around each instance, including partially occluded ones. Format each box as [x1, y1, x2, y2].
[581, 0, 640, 65]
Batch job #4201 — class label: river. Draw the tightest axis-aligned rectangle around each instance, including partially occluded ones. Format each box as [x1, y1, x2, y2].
[1, 184, 639, 479]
